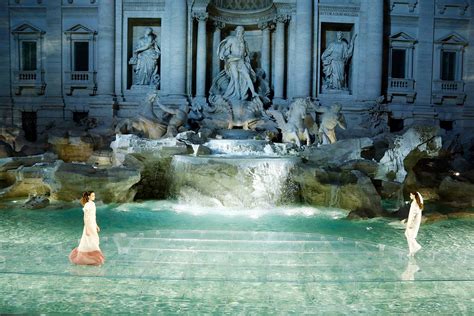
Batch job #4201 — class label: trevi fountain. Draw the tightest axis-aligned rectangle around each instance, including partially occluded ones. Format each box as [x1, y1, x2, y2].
[0, 0, 473, 314]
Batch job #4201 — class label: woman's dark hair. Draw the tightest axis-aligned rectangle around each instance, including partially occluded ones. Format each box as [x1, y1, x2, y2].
[411, 191, 424, 210]
[80, 191, 94, 206]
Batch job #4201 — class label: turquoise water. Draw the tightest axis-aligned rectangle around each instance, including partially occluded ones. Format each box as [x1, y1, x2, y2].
[0, 200, 473, 314]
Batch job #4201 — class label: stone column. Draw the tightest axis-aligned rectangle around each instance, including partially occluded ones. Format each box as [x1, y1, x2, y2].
[466, 3, 474, 104]
[114, 0, 123, 96]
[166, 0, 187, 96]
[363, 0, 383, 99]
[41, 0, 64, 129]
[312, 2, 319, 97]
[274, 16, 288, 101]
[415, 0, 435, 105]
[212, 21, 224, 81]
[0, 0, 10, 98]
[293, 0, 312, 98]
[194, 12, 208, 99]
[0, 0, 12, 124]
[45, 0, 62, 97]
[160, 9, 169, 94]
[97, 0, 115, 96]
[286, 13, 296, 99]
[259, 22, 272, 81]
[462, 2, 474, 130]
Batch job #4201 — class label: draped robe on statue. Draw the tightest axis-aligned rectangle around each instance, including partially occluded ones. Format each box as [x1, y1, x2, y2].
[218, 35, 256, 101]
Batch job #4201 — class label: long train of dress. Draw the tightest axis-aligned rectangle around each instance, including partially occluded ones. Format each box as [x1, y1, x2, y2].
[69, 201, 105, 266]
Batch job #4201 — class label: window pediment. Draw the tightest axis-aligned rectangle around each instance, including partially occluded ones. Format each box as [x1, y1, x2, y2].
[11, 23, 45, 36]
[436, 33, 468, 46]
[390, 32, 417, 49]
[390, 32, 416, 43]
[64, 24, 97, 35]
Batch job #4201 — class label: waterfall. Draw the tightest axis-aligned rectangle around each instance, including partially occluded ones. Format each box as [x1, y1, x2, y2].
[171, 155, 300, 209]
[329, 185, 340, 207]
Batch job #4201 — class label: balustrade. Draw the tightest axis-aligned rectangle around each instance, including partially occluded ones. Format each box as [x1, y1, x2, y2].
[387, 78, 416, 103]
[13, 70, 45, 95]
[432, 80, 465, 105]
[64, 71, 96, 95]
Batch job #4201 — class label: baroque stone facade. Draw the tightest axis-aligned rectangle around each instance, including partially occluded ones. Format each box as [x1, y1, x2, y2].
[0, 0, 473, 138]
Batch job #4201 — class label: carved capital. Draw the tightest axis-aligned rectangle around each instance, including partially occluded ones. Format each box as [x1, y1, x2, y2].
[274, 14, 291, 24]
[193, 11, 209, 22]
[213, 21, 226, 30]
[258, 21, 275, 31]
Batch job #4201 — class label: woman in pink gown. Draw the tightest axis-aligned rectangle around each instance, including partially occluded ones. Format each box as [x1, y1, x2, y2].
[69, 191, 105, 265]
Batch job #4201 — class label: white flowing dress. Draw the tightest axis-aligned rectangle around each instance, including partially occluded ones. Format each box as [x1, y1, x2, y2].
[69, 201, 105, 265]
[78, 201, 101, 252]
[405, 201, 422, 254]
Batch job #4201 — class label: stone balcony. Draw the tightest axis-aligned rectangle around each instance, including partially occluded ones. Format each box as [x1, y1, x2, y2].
[13, 70, 46, 95]
[64, 71, 97, 96]
[387, 78, 416, 103]
[432, 80, 466, 105]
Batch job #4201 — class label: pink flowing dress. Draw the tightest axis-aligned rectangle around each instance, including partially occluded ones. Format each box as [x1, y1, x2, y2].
[69, 201, 105, 265]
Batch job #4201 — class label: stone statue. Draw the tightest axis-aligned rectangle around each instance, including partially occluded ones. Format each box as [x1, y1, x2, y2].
[362, 96, 389, 136]
[321, 32, 357, 90]
[317, 102, 347, 144]
[268, 98, 314, 147]
[115, 93, 166, 139]
[157, 102, 189, 138]
[204, 26, 274, 132]
[129, 27, 161, 87]
[217, 25, 257, 100]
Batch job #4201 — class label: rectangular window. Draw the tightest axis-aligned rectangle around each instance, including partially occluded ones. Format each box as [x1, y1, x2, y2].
[441, 51, 456, 81]
[74, 41, 89, 71]
[73, 111, 88, 123]
[391, 49, 406, 79]
[439, 120, 453, 131]
[21, 41, 37, 71]
[22, 111, 37, 142]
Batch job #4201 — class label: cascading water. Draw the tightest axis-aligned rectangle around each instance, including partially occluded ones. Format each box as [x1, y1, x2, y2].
[171, 155, 300, 209]
[329, 185, 341, 207]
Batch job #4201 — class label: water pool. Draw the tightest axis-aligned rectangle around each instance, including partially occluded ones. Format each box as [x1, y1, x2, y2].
[0, 201, 473, 314]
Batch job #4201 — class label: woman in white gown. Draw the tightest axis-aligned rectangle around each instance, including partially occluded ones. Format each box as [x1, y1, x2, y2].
[69, 191, 105, 265]
[404, 191, 424, 257]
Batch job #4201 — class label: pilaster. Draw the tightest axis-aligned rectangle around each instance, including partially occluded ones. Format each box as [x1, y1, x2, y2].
[362, 0, 383, 100]
[293, 0, 312, 98]
[45, 0, 62, 98]
[194, 11, 208, 98]
[415, 0, 435, 105]
[97, 0, 115, 96]
[165, 0, 187, 97]
[273, 15, 289, 101]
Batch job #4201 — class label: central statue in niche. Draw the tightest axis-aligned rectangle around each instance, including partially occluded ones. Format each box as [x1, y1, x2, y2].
[206, 26, 269, 130]
[218, 25, 258, 100]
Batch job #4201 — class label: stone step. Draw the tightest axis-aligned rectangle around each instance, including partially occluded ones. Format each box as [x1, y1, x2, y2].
[1, 230, 472, 284]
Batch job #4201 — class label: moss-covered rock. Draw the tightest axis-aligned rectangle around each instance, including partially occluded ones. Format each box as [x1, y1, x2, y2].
[295, 164, 384, 218]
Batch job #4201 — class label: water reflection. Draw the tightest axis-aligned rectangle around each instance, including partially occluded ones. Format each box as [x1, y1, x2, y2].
[401, 257, 420, 281]
[68, 265, 105, 277]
